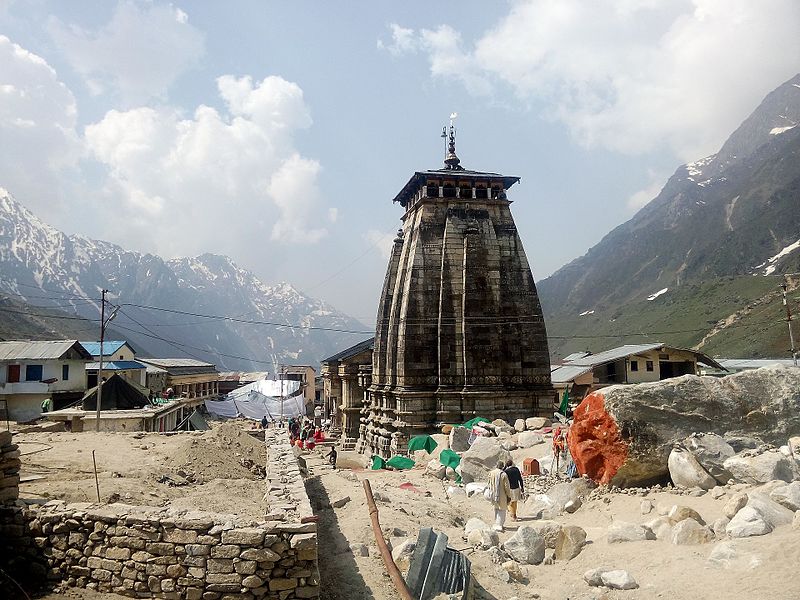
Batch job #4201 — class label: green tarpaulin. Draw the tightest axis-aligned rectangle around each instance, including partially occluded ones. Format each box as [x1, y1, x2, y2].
[386, 456, 415, 470]
[461, 416, 490, 429]
[407, 435, 438, 454]
[439, 448, 461, 470]
[370, 455, 386, 470]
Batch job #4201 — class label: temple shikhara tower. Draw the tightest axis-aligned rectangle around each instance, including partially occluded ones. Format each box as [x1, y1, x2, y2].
[356, 124, 555, 457]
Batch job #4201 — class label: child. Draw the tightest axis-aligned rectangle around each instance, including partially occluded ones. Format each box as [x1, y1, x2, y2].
[326, 446, 338, 467]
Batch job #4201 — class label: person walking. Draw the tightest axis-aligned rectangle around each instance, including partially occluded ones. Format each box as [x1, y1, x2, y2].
[486, 460, 512, 532]
[504, 458, 524, 521]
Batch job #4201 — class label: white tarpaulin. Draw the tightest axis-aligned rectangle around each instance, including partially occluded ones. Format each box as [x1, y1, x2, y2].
[204, 378, 304, 421]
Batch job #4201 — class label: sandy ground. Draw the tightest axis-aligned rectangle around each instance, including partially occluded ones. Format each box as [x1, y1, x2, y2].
[299, 446, 800, 600]
[12, 422, 800, 600]
[17, 420, 267, 519]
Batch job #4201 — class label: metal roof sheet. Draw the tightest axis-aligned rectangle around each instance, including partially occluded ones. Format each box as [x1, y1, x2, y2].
[717, 358, 798, 370]
[564, 343, 665, 367]
[80, 341, 132, 357]
[565, 343, 724, 370]
[562, 351, 591, 362]
[321, 337, 375, 363]
[138, 358, 215, 368]
[550, 364, 592, 384]
[0, 340, 92, 361]
[85, 360, 146, 370]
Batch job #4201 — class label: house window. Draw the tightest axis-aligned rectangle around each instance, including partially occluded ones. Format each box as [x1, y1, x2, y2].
[25, 364, 43, 381]
[62, 364, 69, 381]
[630, 360, 639, 372]
[7, 364, 20, 383]
[646, 360, 654, 372]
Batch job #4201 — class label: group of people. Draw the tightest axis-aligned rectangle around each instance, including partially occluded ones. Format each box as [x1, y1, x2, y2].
[287, 417, 326, 450]
[486, 458, 525, 532]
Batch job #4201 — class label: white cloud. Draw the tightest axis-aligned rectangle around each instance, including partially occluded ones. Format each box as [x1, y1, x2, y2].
[388, 0, 800, 160]
[627, 171, 669, 210]
[377, 23, 417, 56]
[0, 35, 81, 214]
[363, 229, 396, 260]
[48, 1, 204, 103]
[85, 74, 331, 258]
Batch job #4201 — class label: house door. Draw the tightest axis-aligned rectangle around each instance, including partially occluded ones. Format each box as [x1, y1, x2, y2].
[659, 361, 675, 379]
[7, 364, 20, 383]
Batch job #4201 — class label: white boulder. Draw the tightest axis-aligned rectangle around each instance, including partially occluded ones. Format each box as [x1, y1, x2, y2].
[502, 526, 545, 565]
[607, 521, 655, 543]
[723, 451, 794, 484]
[668, 446, 716, 490]
[517, 431, 545, 449]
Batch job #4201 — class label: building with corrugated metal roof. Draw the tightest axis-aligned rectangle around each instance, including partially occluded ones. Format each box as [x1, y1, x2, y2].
[81, 340, 147, 388]
[550, 343, 724, 401]
[136, 358, 220, 403]
[0, 340, 92, 422]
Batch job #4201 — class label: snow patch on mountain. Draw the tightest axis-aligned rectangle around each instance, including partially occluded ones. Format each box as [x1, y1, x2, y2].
[755, 238, 800, 276]
[647, 288, 668, 301]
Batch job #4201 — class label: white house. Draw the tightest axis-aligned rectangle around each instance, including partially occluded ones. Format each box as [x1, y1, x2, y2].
[0, 340, 92, 422]
[81, 340, 147, 387]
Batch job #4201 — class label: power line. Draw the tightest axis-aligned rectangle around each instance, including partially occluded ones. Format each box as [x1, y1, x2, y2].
[119, 302, 373, 335]
[117, 308, 208, 363]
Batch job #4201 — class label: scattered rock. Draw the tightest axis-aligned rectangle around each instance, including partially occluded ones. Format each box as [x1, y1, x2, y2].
[710, 486, 726, 499]
[769, 482, 800, 511]
[722, 492, 748, 519]
[671, 519, 714, 545]
[331, 496, 351, 509]
[465, 482, 487, 498]
[545, 478, 595, 513]
[467, 528, 500, 550]
[723, 451, 794, 484]
[426, 459, 447, 480]
[640, 499, 653, 515]
[502, 526, 546, 565]
[707, 541, 738, 568]
[498, 560, 528, 584]
[491, 419, 514, 434]
[668, 446, 717, 490]
[643, 516, 672, 540]
[583, 567, 609, 587]
[683, 433, 735, 484]
[464, 518, 489, 537]
[712, 517, 730, 538]
[601, 570, 639, 590]
[528, 520, 562, 549]
[446, 486, 465, 499]
[668, 505, 706, 525]
[350, 543, 369, 557]
[514, 419, 526, 433]
[607, 521, 655, 543]
[517, 432, 544, 449]
[391, 539, 416, 572]
[526, 417, 551, 430]
[554, 525, 587, 561]
[726, 507, 772, 538]
[501, 438, 518, 451]
[564, 498, 582, 513]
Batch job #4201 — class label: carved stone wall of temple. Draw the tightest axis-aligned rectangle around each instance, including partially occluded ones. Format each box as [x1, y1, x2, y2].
[356, 132, 555, 457]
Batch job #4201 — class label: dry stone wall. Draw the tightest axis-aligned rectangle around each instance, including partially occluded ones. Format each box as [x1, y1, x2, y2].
[0, 431, 20, 505]
[0, 430, 320, 599]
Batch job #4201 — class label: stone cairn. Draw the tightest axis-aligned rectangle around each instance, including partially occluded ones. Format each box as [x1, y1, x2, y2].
[0, 431, 20, 505]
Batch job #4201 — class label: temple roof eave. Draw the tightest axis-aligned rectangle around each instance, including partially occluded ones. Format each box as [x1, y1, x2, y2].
[392, 169, 521, 206]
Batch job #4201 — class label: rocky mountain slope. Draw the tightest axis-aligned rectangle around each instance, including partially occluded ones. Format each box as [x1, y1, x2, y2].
[539, 74, 800, 360]
[0, 188, 369, 370]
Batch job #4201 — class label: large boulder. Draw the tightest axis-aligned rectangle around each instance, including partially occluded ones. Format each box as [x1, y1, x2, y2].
[502, 526, 545, 565]
[668, 446, 716, 490]
[526, 417, 551, 430]
[528, 520, 563, 549]
[458, 436, 510, 484]
[545, 478, 596, 513]
[723, 450, 795, 484]
[568, 366, 800, 486]
[607, 522, 655, 543]
[671, 519, 714, 545]
[683, 433, 735, 484]
[514, 419, 526, 433]
[449, 427, 472, 453]
[726, 492, 795, 537]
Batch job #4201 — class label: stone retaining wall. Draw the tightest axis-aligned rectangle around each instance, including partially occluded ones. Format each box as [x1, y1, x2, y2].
[0, 430, 20, 505]
[0, 430, 320, 599]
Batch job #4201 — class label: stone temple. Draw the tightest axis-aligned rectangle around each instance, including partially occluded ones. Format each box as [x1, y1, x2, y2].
[356, 127, 555, 457]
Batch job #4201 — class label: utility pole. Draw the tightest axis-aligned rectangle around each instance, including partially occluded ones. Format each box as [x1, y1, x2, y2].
[781, 279, 798, 367]
[96, 289, 107, 431]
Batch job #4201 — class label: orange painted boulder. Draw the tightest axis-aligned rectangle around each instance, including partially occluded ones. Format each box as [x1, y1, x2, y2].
[568, 367, 800, 487]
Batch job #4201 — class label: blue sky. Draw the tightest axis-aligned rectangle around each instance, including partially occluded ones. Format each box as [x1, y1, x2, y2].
[1, 0, 799, 323]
